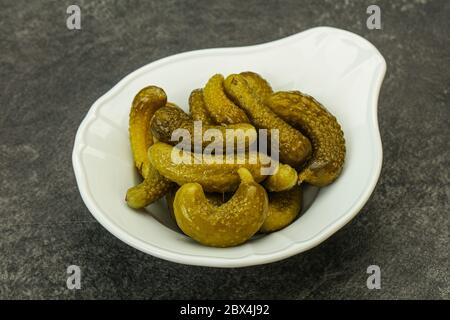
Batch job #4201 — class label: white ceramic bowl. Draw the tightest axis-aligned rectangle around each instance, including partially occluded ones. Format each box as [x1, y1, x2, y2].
[72, 27, 386, 267]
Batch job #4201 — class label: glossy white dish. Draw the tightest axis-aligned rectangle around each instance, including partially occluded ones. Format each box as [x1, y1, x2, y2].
[72, 27, 386, 267]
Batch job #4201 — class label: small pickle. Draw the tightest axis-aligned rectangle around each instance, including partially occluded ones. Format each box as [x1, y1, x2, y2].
[203, 74, 249, 125]
[128, 86, 167, 177]
[189, 89, 215, 125]
[260, 185, 302, 233]
[173, 168, 268, 247]
[264, 163, 298, 192]
[240, 71, 273, 100]
[266, 91, 346, 186]
[166, 188, 228, 219]
[126, 86, 174, 209]
[224, 74, 312, 168]
[167, 177, 301, 234]
[148, 142, 267, 192]
[126, 165, 173, 209]
[150, 104, 257, 150]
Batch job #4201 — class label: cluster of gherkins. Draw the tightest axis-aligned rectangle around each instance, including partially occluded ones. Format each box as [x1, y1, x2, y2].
[125, 72, 345, 247]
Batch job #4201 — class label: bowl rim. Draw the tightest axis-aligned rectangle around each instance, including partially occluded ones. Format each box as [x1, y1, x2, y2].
[72, 26, 386, 267]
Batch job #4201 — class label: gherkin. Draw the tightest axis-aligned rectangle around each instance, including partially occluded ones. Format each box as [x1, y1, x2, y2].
[166, 187, 229, 220]
[266, 91, 346, 186]
[260, 185, 302, 233]
[223, 74, 312, 168]
[148, 142, 266, 193]
[188, 89, 215, 125]
[203, 74, 249, 125]
[264, 163, 298, 192]
[126, 86, 174, 209]
[126, 165, 174, 209]
[150, 104, 256, 151]
[167, 179, 302, 234]
[128, 86, 167, 177]
[240, 71, 273, 100]
[173, 168, 268, 247]
[148, 142, 296, 193]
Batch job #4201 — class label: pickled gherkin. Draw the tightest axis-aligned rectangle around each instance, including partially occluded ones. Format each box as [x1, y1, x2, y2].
[126, 165, 173, 209]
[150, 104, 257, 151]
[148, 142, 267, 192]
[203, 74, 249, 125]
[125, 86, 174, 209]
[224, 74, 312, 168]
[240, 71, 273, 100]
[266, 91, 346, 186]
[260, 186, 302, 233]
[128, 86, 167, 177]
[173, 168, 268, 247]
[264, 163, 298, 192]
[189, 89, 215, 125]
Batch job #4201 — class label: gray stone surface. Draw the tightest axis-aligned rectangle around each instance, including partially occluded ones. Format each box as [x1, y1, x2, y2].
[0, 0, 448, 299]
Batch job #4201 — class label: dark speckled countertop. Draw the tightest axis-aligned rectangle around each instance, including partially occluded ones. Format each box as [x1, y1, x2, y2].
[0, 0, 449, 299]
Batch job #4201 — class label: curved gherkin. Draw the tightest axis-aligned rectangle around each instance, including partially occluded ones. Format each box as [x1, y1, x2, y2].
[223, 74, 312, 168]
[266, 91, 346, 186]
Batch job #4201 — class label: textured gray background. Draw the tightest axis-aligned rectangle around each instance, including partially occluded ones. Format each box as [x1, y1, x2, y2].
[0, 0, 449, 299]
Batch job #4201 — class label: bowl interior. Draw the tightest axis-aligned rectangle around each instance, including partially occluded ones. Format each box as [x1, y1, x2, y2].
[73, 27, 385, 266]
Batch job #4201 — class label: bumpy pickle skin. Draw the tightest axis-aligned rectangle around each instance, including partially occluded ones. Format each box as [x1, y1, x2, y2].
[266, 91, 346, 186]
[129, 86, 167, 177]
[240, 71, 273, 100]
[126, 86, 174, 209]
[189, 89, 215, 125]
[148, 142, 267, 192]
[223, 74, 312, 168]
[264, 163, 298, 192]
[173, 168, 268, 247]
[126, 165, 173, 209]
[166, 187, 229, 219]
[167, 175, 300, 234]
[150, 104, 257, 150]
[203, 74, 250, 125]
[260, 185, 302, 233]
